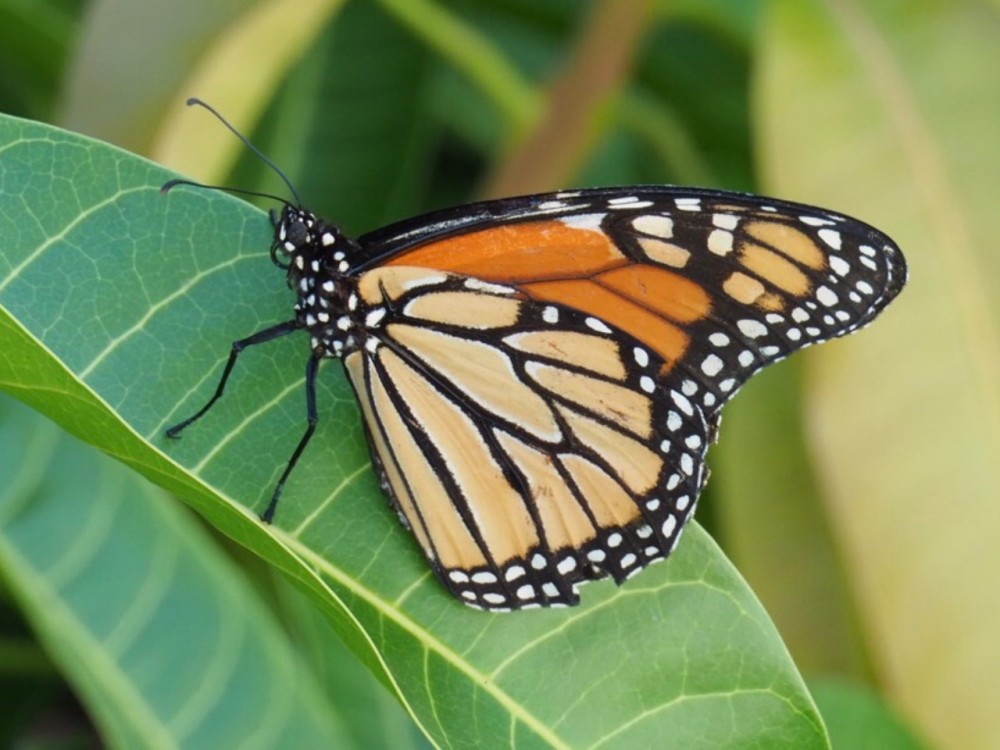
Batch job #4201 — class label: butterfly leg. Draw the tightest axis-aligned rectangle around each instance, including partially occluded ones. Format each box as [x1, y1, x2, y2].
[260, 351, 322, 524]
[165, 319, 301, 438]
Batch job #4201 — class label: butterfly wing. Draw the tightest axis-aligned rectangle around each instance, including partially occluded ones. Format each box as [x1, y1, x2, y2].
[345, 187, 906, 609]
[343, 271, 709, 609]
[358, 187, 906, 413]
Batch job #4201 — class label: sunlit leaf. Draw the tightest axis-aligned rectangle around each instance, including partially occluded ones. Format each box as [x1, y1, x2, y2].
[0, 113, 828, 748]
[0, 396, 349, 748]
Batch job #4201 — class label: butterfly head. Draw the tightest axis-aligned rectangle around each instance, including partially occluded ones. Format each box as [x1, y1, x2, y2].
[271, 205, 317, 267]
[270, 205, 354, 280]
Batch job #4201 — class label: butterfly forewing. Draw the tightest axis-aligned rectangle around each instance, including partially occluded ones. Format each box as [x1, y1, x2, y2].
[361, 188, 905, 415]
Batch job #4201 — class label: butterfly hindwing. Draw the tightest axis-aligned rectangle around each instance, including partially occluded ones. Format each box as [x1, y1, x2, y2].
[342, 268, 711, 609]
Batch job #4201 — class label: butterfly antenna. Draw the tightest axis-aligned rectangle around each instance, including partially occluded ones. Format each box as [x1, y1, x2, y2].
[184, 97, 305, 207]
[160, 178, 291, 207]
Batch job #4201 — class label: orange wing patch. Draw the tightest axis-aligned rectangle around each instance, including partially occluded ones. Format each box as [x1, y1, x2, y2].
[745, 220, 826, 270]
[385, 220, 627, 282]
[522, 279, 690, 369]
[387, 219, 717, 370]
[596, 265, 712, 324]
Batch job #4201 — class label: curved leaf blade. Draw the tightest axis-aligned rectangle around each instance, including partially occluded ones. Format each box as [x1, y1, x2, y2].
[0, 396, 349, 749]
[0, 113, 827, 748]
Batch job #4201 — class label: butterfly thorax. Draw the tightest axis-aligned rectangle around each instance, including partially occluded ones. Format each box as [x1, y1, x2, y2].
[271, 205, 365, 359]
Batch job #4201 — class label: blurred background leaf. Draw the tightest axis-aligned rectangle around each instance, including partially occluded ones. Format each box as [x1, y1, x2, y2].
[0, 397, 354, 749]
[2, 0, 996, 747]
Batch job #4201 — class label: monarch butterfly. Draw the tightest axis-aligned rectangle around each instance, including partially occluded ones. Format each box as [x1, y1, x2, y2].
[166, 100, 906, 611]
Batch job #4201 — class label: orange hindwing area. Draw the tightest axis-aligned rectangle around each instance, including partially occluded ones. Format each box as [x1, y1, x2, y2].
[387, 219, 716, 369]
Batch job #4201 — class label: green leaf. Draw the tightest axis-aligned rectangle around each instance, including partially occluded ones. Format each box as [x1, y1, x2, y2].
[273, 575, 434, 750]
[0, 113, 827, 748]
[810, 678, 928, 750]
[755, 1, 1000, 748]
[0, 395, 350, 749]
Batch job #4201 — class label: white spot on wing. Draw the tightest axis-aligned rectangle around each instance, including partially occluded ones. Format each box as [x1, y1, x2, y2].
[737, 319, 768, 338]
[558, 213, 605, 231]
[464, 278, 516, 295]
[680, 453, 694, 475]
[816, 286, 839, 307]
[632, 214, 674, 238]
[818, 228, 842, 249]
[712, 213, 739, 230]
[585, 317, 612, 334]
[505, 565, 525, 581]
[365, 308, 386, 327]
[708, 229, 733, 255]
[670, 390, 693, 415]
[799, 215, 835, 227]
[701, 354, 723, 377]
[829, 256, 850, 276]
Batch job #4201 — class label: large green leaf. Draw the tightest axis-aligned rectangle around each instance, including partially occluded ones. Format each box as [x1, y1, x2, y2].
[0, 113, 827, 748]
[0, 395, 349, 749]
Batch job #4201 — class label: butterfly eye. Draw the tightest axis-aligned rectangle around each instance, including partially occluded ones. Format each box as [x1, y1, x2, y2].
[286, 218, 310, 246]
